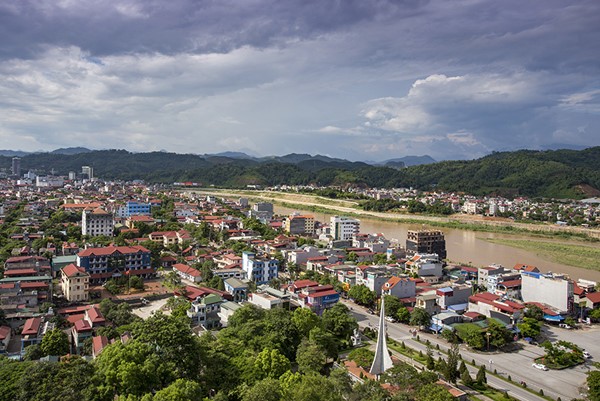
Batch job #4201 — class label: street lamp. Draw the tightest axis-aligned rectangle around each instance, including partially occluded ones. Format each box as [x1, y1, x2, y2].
[486, 331, 491, 352]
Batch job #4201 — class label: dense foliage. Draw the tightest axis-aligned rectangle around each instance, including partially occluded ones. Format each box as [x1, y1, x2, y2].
[2, 147, 600, 198]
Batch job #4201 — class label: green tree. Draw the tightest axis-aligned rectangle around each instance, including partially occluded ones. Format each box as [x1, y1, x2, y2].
[396, 306, 411, 324]
[383, 295, 402, 318]
[254, 348, 291, 379]
[525, 305, 544, 320]
[153, 378, 203, 401]
[409, 307, 431, 329]
[587, 370, 600, 401]
[292, 307, 320, 338]
[347, 347, 375, 369]
[296, 340, 326, 374]
[285, 373, 343, 401]
[459, 325, 485, 349]
[321, 303, 358, 343]
[347, 284, 376, 306]
[476, 366, 487, 384]
[517, 317, 542, 339]
[40, 328, 69, 356]
[243, 378, 283, 401]
[309, 326, 339, 360]
[351, 379, 390, 401]
[486, 320, 512, 349]
[23, 344, 45, 361]
[461, 368, 474, 387]
[417, 383, 454, 401]
[426, 345, 436, 370]
[442, 343, 460, 384]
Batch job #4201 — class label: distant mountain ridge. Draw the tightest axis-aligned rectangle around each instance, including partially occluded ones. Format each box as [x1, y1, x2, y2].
[0, 147, 598, 198]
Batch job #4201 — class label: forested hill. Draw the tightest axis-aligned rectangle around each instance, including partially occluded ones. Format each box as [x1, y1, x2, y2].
[1, 147, 599, 199]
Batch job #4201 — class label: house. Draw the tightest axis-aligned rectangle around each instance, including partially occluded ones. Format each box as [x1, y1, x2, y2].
[296, 284, 340, 315]
[436, 285, 472, 312]
[187, 293, 223, 329]
[72, 319, 93, 353]
[218, 301, 242, 327]
[584, 291, 600, 310]
[416, 292, 440, 316]
[60, 263, 90, 302]
[21, 317, 52, 353]
[92, 335, 109, 359]
[431, 311, 463, 333]
[223, 278, 248, 302]
[381, 276, 416, 299]
[521, 271, 573, 314]
[82, 208, 114, 237]
[477, 265, 505, 287]
[468, 292, 524, 325]
[0, 325, 11, 353]
[241, 252, 278, 284]
[284, 214, 315, 236]
[173, 263, 203, 283]
[405, 254, 443, 279]
[248, 286, 291, 310]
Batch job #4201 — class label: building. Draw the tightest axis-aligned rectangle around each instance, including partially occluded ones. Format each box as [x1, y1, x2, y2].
[284, 214, 315, 236]
[296, 284, 340, 315]
[223, 277, 248, 302]
[172, 263, 202, 283]
[406, 230, 446, 260]
[218, 301, 242, 326]
[35, 176, 64, 188]
[82, 208, 114, 237]
[187, 293, 223, 329]
[77, 245, 153, 284]
[405, 253, 443, 278]
[436, 285, 472, 312]
[81, 165, 94, 180]
[61, 263, 90, 302]
[477, 264, 505, 288]
[468, 292, 524, 325]
[241, 252, 278, 284]
[248, 285, 291, 310]
[116, 201, 152, 217]
[11, 157, 20, 177]
[521, 271, 574, 314]
[381, 276, 416, 299]
[331, 216, 360, 241]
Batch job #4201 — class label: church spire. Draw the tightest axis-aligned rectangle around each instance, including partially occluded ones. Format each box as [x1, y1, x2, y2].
[369, 296, 394, 377]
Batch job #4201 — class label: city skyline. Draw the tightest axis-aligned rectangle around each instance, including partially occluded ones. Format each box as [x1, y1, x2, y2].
[1, 1, 599, 161]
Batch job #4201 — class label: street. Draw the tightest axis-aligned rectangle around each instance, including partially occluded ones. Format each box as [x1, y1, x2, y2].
[343, 300, 590, 400]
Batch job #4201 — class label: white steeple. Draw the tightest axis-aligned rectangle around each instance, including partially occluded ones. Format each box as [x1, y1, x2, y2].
[369, 296, 394, 376]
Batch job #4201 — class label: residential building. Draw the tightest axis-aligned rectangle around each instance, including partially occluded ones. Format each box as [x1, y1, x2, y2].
[21, 317, 47, 352]
[77, 245, 153, 284]
[187, 293, 223, 329]
[61, 263, 90, 302]
[72, 319, 93, 353]
[284, 213, 315, 236]
[477, 264, 505, 288]
[116, 201, 152, 217]
[416, 292, 440, 316]
[224, 277, 248, 302]
[331, 216, 360, 241]
[405, 254, 443, 278]
[241, 251, 278, 284]
[0, 325, 11, 353]
[521, 271, 574, 314]
[381, 276, 415, 298]
[248, 285, 291, 310]
[436, 285, 472, 312]
[406, 230, 446, 259]
[468, 292, 524, 325]
[35, 176, 64, 188]
[81, 165, 94, 180]
[296, 284, 341, 315]
[173, 263, 203, 283]
[218, 301, 242, 326]
[82, 208, 114, 237]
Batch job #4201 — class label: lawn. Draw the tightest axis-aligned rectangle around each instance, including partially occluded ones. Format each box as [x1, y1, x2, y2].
[481, 238, 600, 271]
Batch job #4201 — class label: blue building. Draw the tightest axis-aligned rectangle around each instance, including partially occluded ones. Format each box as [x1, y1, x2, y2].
[117, 201, 152, 217]
[77, 245, 153, 284]
[241, 252, 278, 284]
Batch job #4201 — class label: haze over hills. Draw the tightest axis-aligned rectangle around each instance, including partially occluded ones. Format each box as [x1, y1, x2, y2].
[1, 147, 599, 199]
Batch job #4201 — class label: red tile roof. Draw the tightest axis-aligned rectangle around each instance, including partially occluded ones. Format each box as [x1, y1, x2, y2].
[173, 263, 202, 277]
[22, 317, 41, 336]
[585, 291, 600, 304]
[86, 306, 105, 324]
[74, 319, 93, 332]
[62, 263, 88, 278]
[78, 245, 150, 257]
[92, 335, 109, 356]
[0, 325, 11, 341]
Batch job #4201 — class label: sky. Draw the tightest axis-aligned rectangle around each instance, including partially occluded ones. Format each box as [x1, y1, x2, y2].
[0, 0, 599, 161]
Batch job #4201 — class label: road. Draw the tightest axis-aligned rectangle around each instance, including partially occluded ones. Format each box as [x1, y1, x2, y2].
[343, 300, 589, 400]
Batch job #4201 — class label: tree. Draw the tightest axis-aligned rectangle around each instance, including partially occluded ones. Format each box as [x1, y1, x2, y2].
[165, 297, 191, 319]
[587, 370, 600, 401]
[129, 276, 145, 291]
[348, 347, 375, 369]
[23, 344, 45, 361]
[243, 378, 283, 401]
[383, 295, 402, 318]
[486, 320, 512, 349]
[321, 303, 358, 343]
[417, 384, 454, 401]
[285, 373, 343, 401]
[347, 284, 375, 306]
[40, 328, 69, 356]
[409, 307, 431, 329]
[517, 317, 542, 339]
[525, 305, 544, 320]
[255, 348, 291, 379]
[396, 306, 410, 324]
[296, 340, 326, 374]
[426, 345, 436, 370]
[351, 379, 390, 401]
[442, 343, 460, 384]
[458, 326, 485, 349]
[461, 368, 474, 386]
[162, 271, 183, 291]
[309, 326, 339, 360]
[153, 378, 203, 401]
[476, 366, 487, 384]
[292, 307, 320, 338]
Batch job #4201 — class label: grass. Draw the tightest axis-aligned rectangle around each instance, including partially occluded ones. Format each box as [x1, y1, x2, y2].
[482, 238, 600, 271]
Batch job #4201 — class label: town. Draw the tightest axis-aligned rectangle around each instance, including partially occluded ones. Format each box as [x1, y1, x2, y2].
[0, 165, 599, 401]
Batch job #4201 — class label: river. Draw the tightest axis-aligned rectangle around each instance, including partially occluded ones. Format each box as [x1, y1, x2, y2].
[275, 205, 600, 282]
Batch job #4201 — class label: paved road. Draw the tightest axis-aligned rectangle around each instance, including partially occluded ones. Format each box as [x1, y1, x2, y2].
[344, 301, 587, 400]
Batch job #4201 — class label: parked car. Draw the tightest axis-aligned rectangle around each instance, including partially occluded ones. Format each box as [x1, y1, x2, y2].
[532, 363, 548, 371]
[583, 351, 592, 359]
[559, 323, 573, 329]
[385, 316, 395, 322]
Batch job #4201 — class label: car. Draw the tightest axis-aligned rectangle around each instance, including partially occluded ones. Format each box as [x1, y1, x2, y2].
[367, 309, 375, 315]
[532, 363, 548, 371]
[583, 351, 592, 359]
[385, 316, 395, 322]
[559, 323, 573, 329]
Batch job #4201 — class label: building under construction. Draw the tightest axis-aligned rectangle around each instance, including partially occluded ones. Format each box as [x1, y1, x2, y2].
[406, 230, 446, 260]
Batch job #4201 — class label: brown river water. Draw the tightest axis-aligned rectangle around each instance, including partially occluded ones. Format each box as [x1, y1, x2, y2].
[275, 205, 600, 282]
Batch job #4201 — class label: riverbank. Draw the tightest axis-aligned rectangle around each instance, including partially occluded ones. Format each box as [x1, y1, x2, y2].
[188, 189, 600, 242]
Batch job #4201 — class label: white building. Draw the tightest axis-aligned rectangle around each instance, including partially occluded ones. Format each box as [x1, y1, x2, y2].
[242, 252, 278, 284]
[521, 271, 574, 314]
[331, 216, 360, 241]
[405, 254, 443, 278]
[36, 176, 64, 188]
[82, 208, 114, 237]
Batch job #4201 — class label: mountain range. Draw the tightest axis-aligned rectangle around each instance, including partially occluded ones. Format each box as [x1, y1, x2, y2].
[1, 147, 599, 198]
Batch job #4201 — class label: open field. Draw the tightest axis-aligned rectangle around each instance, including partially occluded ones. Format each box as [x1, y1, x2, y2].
[482, 238, 600, 272]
